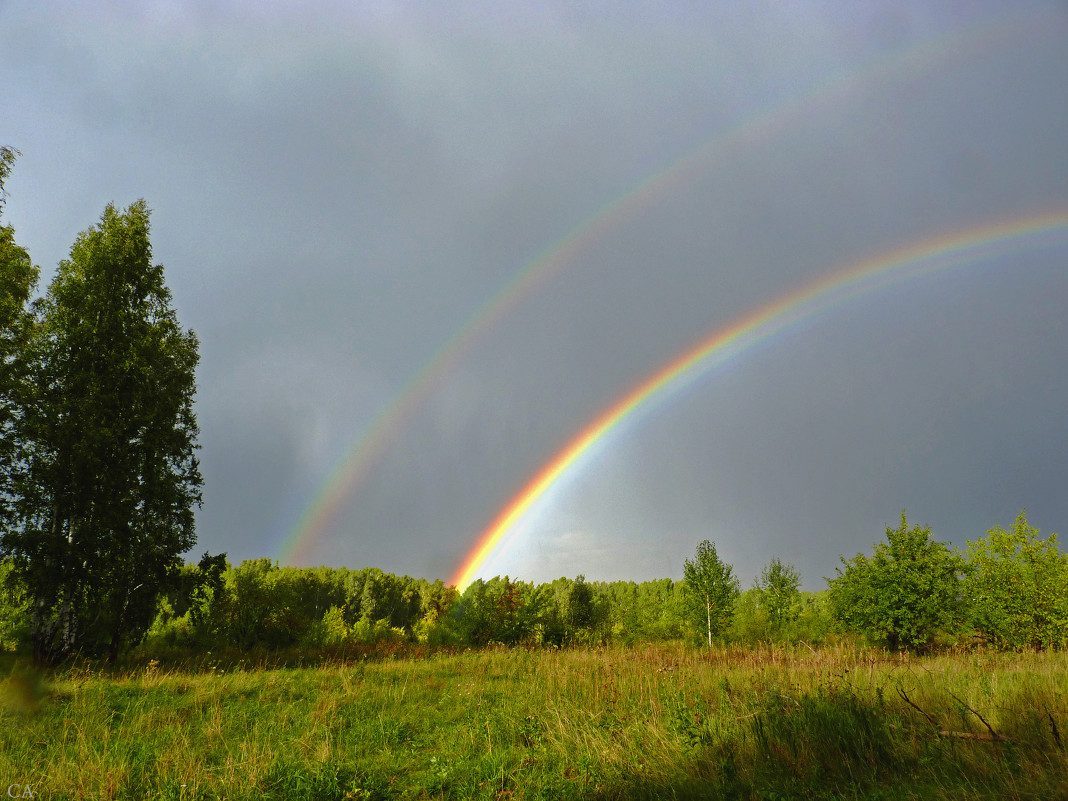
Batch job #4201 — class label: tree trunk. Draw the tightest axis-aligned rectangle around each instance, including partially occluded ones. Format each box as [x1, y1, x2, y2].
[705, 595, 712, 650]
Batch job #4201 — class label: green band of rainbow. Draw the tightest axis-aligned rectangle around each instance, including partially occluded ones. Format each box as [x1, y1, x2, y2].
[451, 210, 1068, 589]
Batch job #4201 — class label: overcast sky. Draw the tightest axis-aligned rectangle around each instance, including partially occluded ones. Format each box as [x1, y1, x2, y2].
[3, 1, 1067, 589]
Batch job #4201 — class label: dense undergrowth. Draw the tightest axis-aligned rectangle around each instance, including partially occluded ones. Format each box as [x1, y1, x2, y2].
[2, 642, 1066, 800]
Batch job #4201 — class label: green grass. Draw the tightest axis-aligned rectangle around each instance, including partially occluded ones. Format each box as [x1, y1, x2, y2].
[2, 643, 1067, 799]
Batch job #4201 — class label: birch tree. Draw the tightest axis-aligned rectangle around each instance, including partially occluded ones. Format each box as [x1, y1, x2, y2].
[3, 200, 202, 662]
[683, 540, 739, 648]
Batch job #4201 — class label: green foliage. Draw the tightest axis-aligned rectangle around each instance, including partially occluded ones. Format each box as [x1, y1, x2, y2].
[828, 511, 966, 651]
[791, 590, 836, 643]
[218, 559, 312, 649]
[450, 574, 606, 647]
[187, 552, 228, 633]
[139, 562, 459, 653]
[318, 605, 350, 646]
[546, 575, 608, 645]
[0, 560, 29, 650]
[731, 588, 770, 643]
[683, 539, 740, 647]
[556, 578, 684, 645]
[965, 510, 1068, 649]
[413, 578, 460, 644]
[148, 552, 230, 647]
[0, 148, 38, 539]
[454, 576, 533, 645]
[354, 567, 421, 630]
[561, 574, 594, 631]
[3, 200, 202, 662]
[756, 558, 802, 635]
[135, 562, 721, 653]
[733, 587, 835, 646]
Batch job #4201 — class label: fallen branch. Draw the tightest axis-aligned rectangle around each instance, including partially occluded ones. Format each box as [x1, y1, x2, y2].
[897, 686, 937, 727]
[943, 687, 1002, 742]
[897, 685, 1012, 742]
[939, 729, 1010, 743]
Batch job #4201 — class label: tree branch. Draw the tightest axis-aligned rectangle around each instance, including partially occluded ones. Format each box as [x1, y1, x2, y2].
[943, 687, 1001, 742]
[897, 685, 937, 728]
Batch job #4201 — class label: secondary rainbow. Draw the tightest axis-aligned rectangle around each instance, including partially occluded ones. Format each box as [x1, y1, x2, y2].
[451, 210, 1068, 589]
[278, 9, 1046, 567]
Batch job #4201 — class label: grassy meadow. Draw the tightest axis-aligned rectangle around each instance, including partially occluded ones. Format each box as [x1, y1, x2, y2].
[2, 643, 1067, 800]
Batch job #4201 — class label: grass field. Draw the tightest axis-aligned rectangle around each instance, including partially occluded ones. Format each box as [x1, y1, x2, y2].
[2, 643, 1067, 799]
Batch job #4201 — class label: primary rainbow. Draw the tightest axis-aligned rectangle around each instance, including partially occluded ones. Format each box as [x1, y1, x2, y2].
[451, 210, 1068, 589]
[278, 9, 1046, 567]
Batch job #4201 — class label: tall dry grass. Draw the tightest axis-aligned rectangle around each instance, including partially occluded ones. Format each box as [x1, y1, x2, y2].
[1, 643, 1066, 799]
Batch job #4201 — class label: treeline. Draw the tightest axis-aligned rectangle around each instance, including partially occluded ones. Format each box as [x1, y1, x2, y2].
[140, 509, 1068, 654]
[0, 557, 827, 654]
[0, 509, 1064, 656]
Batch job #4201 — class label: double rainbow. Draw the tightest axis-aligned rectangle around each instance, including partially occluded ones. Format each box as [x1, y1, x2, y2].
[278, 8, 1053, 570]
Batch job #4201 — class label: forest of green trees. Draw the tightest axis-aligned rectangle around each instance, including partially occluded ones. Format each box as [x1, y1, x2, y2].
[1, 509, 1063, 658]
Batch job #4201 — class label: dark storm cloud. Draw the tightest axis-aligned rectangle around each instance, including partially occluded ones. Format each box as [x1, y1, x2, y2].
[2, 0, 1066, 586]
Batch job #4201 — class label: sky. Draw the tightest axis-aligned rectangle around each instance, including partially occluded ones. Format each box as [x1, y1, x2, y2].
[2, 0, 1067, 590]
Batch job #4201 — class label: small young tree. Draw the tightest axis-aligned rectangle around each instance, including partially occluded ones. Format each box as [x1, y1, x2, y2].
[756, 558, 802, 636]
[827, 512, 965, 651]
[683, 540, 739, 648]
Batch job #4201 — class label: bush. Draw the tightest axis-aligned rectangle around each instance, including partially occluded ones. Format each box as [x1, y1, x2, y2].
[828, 512, 966, 651]
[965, 511, 1068, 649]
